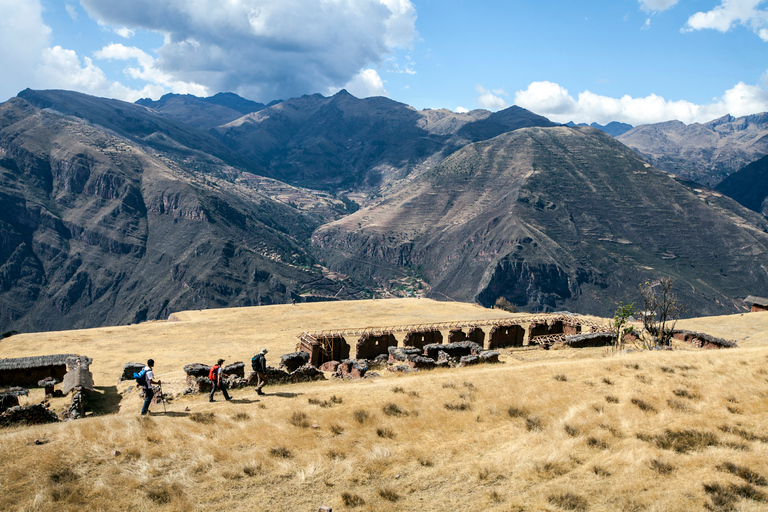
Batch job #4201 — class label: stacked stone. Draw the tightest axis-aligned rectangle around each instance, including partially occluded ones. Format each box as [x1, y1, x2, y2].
[0, 404, 60, 427]
[333, 360, 369, 380]
[119, 363, 145, 383]
[279, 352, 310, 372]
[64, 387, 87, 419]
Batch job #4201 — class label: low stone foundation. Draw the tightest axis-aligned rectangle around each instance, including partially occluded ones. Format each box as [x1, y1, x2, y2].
[672, 330, 736, 349]
[565, 333, 613, 348]
[1, 404, 60, 427]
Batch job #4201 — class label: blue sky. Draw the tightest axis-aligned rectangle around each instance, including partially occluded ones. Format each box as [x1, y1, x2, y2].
[1, 0, 767, 126]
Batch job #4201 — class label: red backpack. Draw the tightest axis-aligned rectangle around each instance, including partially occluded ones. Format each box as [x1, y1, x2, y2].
[208, 365, 219, 381]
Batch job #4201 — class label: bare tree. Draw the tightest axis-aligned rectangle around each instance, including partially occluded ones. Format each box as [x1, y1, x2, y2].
[638, 277, 688, 347]
[610, 301, 635, 351]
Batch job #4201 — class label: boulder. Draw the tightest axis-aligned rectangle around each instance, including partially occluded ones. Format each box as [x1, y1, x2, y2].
[479, 351, 501, 364]
[459, 355, 480, 366]
[119, 362, 145, 382]
[335, 359, 369, 380]
[319, 361, 340, 372]
[388, 346, 422, 363]
[424, 341, 482, 360]
[280, 352, 311, 372]
[407, 355, 436, 369]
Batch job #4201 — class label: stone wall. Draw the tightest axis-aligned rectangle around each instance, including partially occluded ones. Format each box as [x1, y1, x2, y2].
[565, 333, 613, 348]
[0, 404, 60, 427]
[403, 330, 443, 350]
[448, 328, 467, 343]
[488, 325, 524, 349]
[467, 327, 485, 346]
[356, 333, 397, 360]
[528, 322, 549, 343]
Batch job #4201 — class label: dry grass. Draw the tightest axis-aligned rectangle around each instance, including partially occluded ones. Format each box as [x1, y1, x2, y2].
[2, 300, 768, 511]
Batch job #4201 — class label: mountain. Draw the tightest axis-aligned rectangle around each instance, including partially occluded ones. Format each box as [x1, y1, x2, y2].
[566, 121, 633, 137]
[715, 154, 768, 216]
[213, 90, 557, 191]
[616, 113, 768, 186]
[136, 92, 271, 130]
[313, 126, 768, 317]
[0, 94, 359, 333]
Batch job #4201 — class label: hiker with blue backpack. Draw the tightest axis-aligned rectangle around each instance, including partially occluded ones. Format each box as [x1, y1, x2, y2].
[137, 359, 161, 415]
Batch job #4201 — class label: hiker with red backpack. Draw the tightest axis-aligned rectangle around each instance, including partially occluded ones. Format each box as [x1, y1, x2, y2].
[138, 359, 161, 415]
[209, 358, 232, 402]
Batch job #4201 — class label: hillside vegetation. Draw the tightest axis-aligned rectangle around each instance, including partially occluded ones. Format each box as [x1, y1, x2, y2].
[2, 299, 768, 511]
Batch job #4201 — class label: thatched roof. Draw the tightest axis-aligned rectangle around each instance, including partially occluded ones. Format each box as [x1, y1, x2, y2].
[745, 295, 768, 307]
[62, 367, 94, 394]
[0, 354, 77, 371]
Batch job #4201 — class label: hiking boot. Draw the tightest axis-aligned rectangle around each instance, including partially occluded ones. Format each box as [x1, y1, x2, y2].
[209, 399, 216, 402]
[256, 389, 265, 396]
[225, 396, 232, 401]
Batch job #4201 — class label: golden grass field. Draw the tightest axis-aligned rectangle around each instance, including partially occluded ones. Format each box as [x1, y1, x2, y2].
[2, 298, 768, 511]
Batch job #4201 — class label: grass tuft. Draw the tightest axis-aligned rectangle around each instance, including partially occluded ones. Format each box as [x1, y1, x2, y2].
[631, 397, 657, 413]
[290, 411, 310, 428]
[592, 465, 611, 477]
[382, 402, 408, 416]
[704, 482, 767, 511]
[341, 492, 365, 507]
[653, 429, 719, 453]
[445, 402, 471, 411]
[564, 424, 580, 437]
[605, 395, 619, 404]
[269, 446, 292, 459]
[189, 412, 215, 424]
[526, 416, 544, 432]
[507, 406, 528, 418]
[649, 458, 674, 474]
[719, 424, 768, 443]
[717, 462, 768, 486]
[353, 409, 371, 424]
[554, 374, 568, 382]
[330, 423, 345, 436]
[232, 411, 249, 421]
[378, 487, 400, 502]
[548, 492, 588, 511]
[586, 437, 609, 450]
[376, 427, 396, 439]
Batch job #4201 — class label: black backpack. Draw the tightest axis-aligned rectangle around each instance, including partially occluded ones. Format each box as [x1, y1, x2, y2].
[133, 367, 147, 386]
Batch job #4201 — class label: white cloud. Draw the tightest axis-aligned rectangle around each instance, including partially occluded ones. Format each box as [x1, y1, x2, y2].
[114, 27, 135, 38]
[94, 43, 208, 96]
[639, 0, 679, 13]
[513, 80, 768, 126]
[476, 85, 507, 111]
[80, 0, 419, 102]
[339, 68, 388, 98]
[36, 46, 165, 102]
[642, 18, 652, 30]
[65, 4, 78, 21]
[683, 0, 768, 41]
[455, 106, 469, 113]
[0, 0, 51, 101]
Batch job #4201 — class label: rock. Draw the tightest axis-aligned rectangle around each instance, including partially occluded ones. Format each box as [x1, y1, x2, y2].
[479, 351, 500, 363]
[119, 362, 145, 383]
[565, 333, 613, 348]
[407, 355, 436, 369]
[459, 355, 480, 366]
[334, 359, 369, 380]
[319, 361, 340, 372]
[424, 341, 482, 360]
[319, 507, 332, 512]
[280, 351, 310, 372]
[0, 403, 60, 427]
[388, 346, 422, 363]
[183, 363, 212, 378]
[111, 450, 121, 456]
[223, 362, 245, 378]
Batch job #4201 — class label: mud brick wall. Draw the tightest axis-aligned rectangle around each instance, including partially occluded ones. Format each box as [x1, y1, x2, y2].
[528, 322, 549, 343]
[548, 320, 564, 335]
[488, 325, 524, 349]
[448, 328, 467, 343]
[403, 330, 443, 350]
[563, 323, 582, 335]
[0, 365, 68, 388]
[356, 333, 397, 360]
[467, 327, 485, 346]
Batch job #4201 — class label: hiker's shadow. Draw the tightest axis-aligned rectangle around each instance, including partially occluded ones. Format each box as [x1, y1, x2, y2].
[159, 411, 190, 417]
[230, 398, 259, 404]
[269, 392, 303, 398]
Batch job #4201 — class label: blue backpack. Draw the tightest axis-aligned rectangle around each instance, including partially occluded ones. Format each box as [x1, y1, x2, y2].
[133, 368, 147, 386]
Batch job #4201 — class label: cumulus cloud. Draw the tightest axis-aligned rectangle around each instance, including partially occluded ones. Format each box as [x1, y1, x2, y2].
[338, 68, 388, 98]
[65, 4, 78, 20]
[476, 85, 508, 110]
[95, 43, 208, 96]
[80, 0, 418, 102]
[683, 0, 768, 41]
[114, 27, 135, 38]
[513, 80, 768, 126]
[455, 106, 469, 113]
[0, 0, 51, 101]
[639, 0, 679, 13]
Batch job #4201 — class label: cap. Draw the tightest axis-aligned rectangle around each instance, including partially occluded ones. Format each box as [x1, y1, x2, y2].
[217, 358, 225, 365]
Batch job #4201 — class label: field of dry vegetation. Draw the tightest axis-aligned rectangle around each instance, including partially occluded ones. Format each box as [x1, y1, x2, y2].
[2, 299, 768, 511]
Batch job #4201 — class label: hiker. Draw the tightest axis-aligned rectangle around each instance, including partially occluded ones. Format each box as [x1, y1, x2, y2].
[209, 358, 232, 402]
[140, 359, 161, 415]
[251, 348, 268, 395]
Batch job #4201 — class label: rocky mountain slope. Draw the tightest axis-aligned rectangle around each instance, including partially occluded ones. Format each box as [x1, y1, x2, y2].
[616, 113, 768, 186]
[715, 154, 768, 216]
[0, 94, 357, 333]
[313, 126, 768, 316]
[212, 90, 556, 191]
[136, 92, 272, 130]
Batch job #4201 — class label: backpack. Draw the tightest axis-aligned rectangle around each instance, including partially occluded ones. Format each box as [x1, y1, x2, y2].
[251, 355, 259, 372]
[133, 367, 147, 386]
[208, 365, 220, 381]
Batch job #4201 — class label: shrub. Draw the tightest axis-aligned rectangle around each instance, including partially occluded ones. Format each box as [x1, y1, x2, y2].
[382, 403, 407, 416]
[189, 412, 215, 424]
[376, 427, 395, 439]
[494, 296, 516, 312]
[649, 459, 674, 474]
[717, 462, 768, 486]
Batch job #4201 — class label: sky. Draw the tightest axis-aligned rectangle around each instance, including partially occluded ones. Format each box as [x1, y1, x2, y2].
[1, 0, 768, 126]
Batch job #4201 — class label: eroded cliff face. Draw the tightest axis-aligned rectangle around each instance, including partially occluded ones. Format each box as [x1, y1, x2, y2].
[313, 126, 768, 317]
[0, 98, 352, 333]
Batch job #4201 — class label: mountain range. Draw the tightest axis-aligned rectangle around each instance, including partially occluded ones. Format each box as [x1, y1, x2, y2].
[1, 88, 768, 332]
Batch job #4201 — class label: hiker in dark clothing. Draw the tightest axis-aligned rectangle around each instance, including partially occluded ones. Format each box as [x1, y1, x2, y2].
[140, 359, 161, 415]
[252, 348, 268, 395]
[209, 358, 232, 402]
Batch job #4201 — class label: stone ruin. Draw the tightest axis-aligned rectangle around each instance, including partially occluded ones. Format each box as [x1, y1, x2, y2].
[488, 325, 525, 349]
[61, 356, 94, 420]
[298, 335, 351, 367]
[403, 330, 442, 350]
[448, 328, 467, 343]
[181, 360, 324, 394]
[564, 332, 614, 348]
[355, 333, 397, 360]
[672, 330, 736, 349]
[280, 351, 310, 372]
[0, 388, 59, 428]
[0, 354, 77, 387]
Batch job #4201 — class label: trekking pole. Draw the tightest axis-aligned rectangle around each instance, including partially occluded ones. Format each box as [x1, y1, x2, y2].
[158, 383, 167, 413]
